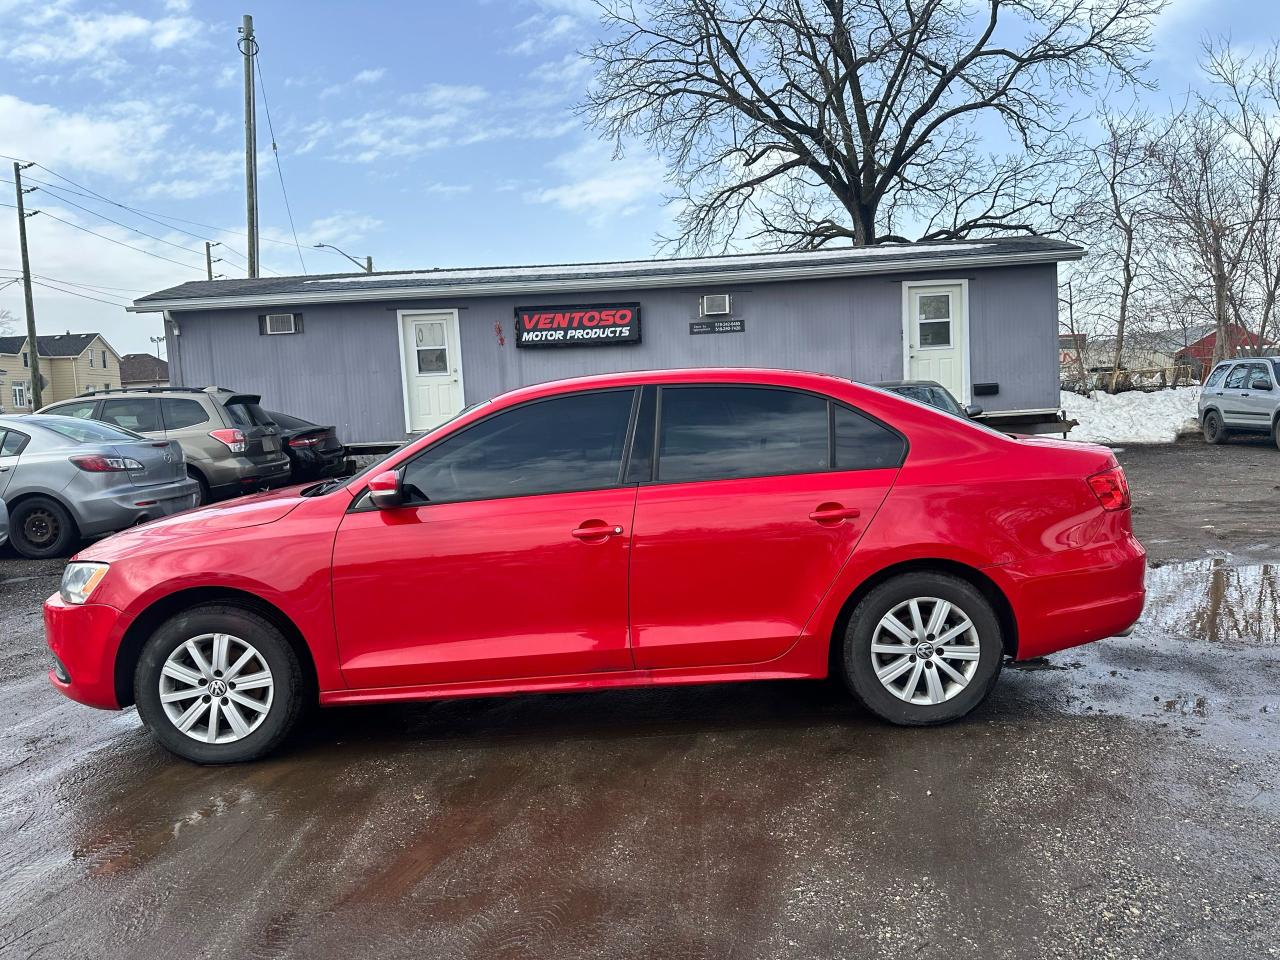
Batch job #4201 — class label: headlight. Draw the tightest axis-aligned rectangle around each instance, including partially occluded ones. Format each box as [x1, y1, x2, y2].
[60, 562, 109, 605]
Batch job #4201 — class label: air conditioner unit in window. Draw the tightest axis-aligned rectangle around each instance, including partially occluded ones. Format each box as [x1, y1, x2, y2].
[264, 313, 298, 335]
[700, 294, 731, 316]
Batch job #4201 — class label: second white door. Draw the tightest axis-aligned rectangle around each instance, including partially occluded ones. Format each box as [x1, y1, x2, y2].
[401, 311, 463, 433]
[905, 284, 967, 401]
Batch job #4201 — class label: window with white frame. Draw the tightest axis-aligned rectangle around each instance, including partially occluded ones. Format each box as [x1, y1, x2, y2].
[89, 351, 95, 367]
[12, 383, 27, 408]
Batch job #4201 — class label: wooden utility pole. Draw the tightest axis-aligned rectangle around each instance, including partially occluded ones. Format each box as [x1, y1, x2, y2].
[11, 162, 42, 409]
[365, 256, 373, 273]
[205, 241, 221, 280]
[240, 14, 259, 278]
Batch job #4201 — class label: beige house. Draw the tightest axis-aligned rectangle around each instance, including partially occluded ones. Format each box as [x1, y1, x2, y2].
[0, 332, 123, 414]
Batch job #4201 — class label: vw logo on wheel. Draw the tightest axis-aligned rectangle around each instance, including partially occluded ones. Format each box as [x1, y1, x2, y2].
[162, 449, 174, 463]
[208, 679, 227, 697]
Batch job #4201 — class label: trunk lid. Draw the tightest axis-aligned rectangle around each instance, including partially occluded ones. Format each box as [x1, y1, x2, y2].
[112, 439, 186, 487]
[222, 395, 284, 464]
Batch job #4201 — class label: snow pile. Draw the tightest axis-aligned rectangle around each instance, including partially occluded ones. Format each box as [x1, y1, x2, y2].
[1061, 387, 1201, 444]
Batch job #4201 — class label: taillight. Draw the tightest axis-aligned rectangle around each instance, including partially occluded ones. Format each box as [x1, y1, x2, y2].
[209, 428, 247, 453]
[70, 454, 143, 472]
[289, 436, 322, 448]
[1087, 466, 1131, 511]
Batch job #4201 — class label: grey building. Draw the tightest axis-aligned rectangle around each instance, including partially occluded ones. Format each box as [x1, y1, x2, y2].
[129, 238, 1083, 443]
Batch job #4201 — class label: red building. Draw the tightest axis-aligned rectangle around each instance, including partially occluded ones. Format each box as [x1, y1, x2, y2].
[1175, 323, 1271, 380]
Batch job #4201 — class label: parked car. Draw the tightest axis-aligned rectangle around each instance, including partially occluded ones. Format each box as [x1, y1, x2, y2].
[44, 368, 1146, 763]
[38, 387, 292, 504]
[266, 411, 349, 482]
[876, 380, 983, 418]
[0, 414, 196, 558]
[1198, 357, 1280, 448]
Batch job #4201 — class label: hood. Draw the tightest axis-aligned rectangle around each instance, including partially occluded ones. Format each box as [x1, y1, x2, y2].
[75, 484, 312, 562]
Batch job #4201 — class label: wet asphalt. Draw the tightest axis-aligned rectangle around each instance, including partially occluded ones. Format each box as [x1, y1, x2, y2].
[1, 440, 1278, 959]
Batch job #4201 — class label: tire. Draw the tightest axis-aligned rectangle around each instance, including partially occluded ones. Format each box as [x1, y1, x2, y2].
[1273, 420, 1280, 452]
[134, 603, 307, 763]
[841, 573, 1004, 726]
[187, 467, 210, 506]
[9, 497, 79, 559]
[1203, 410, 1228, 445]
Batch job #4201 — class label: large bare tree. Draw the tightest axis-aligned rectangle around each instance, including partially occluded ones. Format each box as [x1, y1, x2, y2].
[582, 0, 1166, 251]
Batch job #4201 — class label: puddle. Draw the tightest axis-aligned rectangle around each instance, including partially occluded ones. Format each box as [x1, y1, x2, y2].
[1142, 558, 1280, 645]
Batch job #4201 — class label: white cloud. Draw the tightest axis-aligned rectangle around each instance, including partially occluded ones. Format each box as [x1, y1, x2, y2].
[353, 68, 386, 85]
[6, 10, 206, 66]
[527, 142, 665, 221]
[0, 95, 169, 180]
[423, 182, 472, 195]
[510, 13, 579, 55]
[321, 67, 390, 99]
[403, 84, 489, 108]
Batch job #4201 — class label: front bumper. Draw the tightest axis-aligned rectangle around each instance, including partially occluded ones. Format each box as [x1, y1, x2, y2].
[991, 533, 1147, 660]
[75, 479, 201, 536]
[44, 594, 129, 710]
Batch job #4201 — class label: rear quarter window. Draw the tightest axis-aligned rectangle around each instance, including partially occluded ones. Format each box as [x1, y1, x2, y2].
[1205, 364, 1229, 388]
[833, 405, 907, 470]
[161, 398, 211, 430]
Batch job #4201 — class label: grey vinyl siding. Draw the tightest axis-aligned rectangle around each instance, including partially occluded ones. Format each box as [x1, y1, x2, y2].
[167, 263, 1059, 443]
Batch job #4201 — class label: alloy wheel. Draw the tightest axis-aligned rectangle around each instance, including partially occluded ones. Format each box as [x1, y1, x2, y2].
[869, 597, 982, 705]
[158, 633, 274, 744]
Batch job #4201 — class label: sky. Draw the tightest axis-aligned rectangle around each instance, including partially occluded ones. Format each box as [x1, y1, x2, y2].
[0, 0, 1270, 356]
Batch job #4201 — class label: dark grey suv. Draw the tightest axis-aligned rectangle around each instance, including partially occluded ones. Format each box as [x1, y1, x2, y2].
[1199, 357, 1280, 448]
[39, 387, 292, 503]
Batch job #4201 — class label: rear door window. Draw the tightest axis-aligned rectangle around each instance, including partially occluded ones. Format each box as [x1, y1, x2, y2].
[656, 386, 829, 483]
[99, 397, 162, 433]
[1224, 364, 1248, 389]
[161, 398, 210, 430]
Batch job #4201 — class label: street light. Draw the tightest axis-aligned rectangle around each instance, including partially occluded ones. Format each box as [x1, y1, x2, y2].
[313, 243, 373, 273]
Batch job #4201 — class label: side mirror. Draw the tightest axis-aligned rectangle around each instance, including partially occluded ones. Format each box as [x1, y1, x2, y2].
[964, 403, 984, 418]
[1250, 377, 1272, 391]
[367, 469, 405, 509]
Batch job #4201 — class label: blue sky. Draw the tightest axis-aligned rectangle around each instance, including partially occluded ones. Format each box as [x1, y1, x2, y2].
[0, 0, 1269, 355]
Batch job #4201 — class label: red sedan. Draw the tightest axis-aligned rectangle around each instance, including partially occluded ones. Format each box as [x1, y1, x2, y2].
[44, 369, 1145, 763]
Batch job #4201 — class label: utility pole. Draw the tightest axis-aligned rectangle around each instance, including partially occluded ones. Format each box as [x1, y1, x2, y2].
[12, 162, 42, 409]
[205, 241, 222, 280]
[365, 255, 373, 273]
[239, 14, 259, 278]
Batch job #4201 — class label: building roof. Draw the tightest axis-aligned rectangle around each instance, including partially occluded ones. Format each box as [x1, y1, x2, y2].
[0, 332, 102, 357]
[129, 237, 1085, 313]
[119, 352, 169, 383]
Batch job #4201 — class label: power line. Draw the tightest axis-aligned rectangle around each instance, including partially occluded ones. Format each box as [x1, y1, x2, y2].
[29, 279, 131, 309]
[35, 211, 206, 272]
[255, 56, 307, 274]
[0, 268, 151, 293]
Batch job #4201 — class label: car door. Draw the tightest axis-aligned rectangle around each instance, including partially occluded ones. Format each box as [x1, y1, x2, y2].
[331, 387, 641, 689]
[0, 428, 29, 498]
[1239, 361, 1276, 429]
[628, 385, 905, 670]
[1219, 363, 1250, 427]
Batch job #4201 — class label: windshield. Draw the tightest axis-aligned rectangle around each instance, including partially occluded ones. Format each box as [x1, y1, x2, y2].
[36, 416, 145, 444]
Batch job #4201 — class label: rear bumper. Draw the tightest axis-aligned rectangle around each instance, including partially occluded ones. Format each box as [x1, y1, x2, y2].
[74, 478, 201, 536]
[990, 534, 1147, 660]
[205, 454, 293, 498]
[44, 594, 128, 710]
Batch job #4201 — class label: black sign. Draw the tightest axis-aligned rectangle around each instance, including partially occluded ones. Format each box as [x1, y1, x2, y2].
[514, 303, 641, 348]
[690, 318, 745, 335]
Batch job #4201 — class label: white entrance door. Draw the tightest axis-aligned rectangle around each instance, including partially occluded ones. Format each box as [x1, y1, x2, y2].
[400, 311, 464, 433]
[904, 283, 968, 401]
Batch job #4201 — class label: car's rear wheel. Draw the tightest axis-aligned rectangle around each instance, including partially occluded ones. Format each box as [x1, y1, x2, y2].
[9, 497, 78, 559]
[1203, 410, 1228, 444]
[134, 604, 306, 763]
[842, 573, 1004, 726]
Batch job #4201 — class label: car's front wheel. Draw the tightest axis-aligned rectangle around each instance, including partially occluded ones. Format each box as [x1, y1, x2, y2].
[1203, 410, 1228, 444]
[134, 604, 306, 763]
[842, 573, 1004, 726]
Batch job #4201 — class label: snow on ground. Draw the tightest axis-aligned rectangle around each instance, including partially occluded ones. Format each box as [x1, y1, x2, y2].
[1061, 386, 1201, 444]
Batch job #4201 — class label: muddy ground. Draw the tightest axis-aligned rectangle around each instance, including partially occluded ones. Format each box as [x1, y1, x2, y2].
[1, 440, 1277, 959]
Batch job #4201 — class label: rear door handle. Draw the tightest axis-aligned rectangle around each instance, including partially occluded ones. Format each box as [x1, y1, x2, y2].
[571, 521, 624, 541]
[809, 504, 861, 524]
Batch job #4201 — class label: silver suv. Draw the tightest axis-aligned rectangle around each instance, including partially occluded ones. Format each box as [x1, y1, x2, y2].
[1198, 357, 1280, 448]
[38, 387, 292, 503]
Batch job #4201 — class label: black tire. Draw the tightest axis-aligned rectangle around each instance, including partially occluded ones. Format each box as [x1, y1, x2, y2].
[841, 572, 1004, 726]
[1203, 410, 1228, 445]
[9, 497, 79, 559]
[134, 604, 307, 764]
[187, 467, 210, 506]
[1273, 419, 1280, 452]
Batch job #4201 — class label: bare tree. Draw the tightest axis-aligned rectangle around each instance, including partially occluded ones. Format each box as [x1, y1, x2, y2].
[582, 0, 1166, 251]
